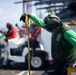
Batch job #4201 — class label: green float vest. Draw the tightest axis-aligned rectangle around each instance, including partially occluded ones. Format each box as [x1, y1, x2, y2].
[51, 28, 76, 62]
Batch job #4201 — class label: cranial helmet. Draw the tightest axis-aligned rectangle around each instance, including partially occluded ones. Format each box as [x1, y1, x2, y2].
[44, 10, 62, 32]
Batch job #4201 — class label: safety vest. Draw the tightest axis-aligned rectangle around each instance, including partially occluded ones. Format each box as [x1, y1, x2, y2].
[51, 28, 76, 62]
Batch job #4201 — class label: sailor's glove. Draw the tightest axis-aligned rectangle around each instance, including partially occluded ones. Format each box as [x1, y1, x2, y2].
[4, 38, 8, 42]
[20, 13, 29, 23]
[0, 30, 3, 33]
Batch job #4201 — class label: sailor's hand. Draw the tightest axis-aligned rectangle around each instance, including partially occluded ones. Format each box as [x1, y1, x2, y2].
[20, 14, 26, 22]
[4, 38, 8, 42]
[20, 13, 29, 22]
[0, 30, 2, 33]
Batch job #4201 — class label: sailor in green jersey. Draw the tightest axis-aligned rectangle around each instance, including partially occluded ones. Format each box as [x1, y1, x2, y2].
[20, 12, 76, 75]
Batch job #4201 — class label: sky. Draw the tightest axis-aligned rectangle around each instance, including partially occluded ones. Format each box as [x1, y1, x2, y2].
[0, 0, 48, 30]
[0, 0, 24, 29]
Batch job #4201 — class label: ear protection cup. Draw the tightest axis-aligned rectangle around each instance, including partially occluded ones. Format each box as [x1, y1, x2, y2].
[44, 17, 62, 32]
[44, 17, 51, 26]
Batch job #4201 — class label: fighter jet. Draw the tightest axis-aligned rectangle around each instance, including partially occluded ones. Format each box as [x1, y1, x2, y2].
[57, 2, 76, 22]
[14, 0, 41, 4]
[34, 0, 66, 6]
[37, 4, 65, 9]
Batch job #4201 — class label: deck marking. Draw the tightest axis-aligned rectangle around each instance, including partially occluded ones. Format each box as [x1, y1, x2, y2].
[18, 71, 27, 75]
